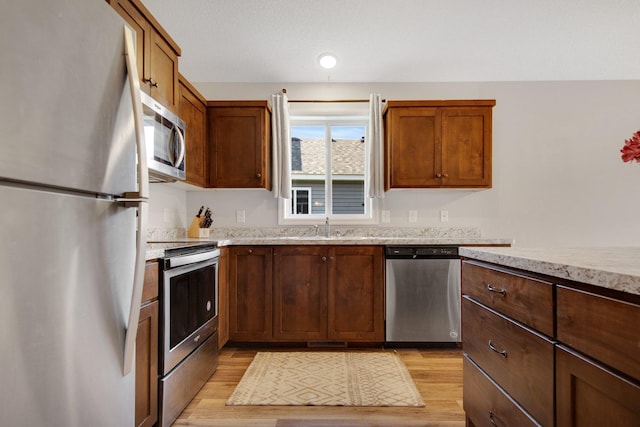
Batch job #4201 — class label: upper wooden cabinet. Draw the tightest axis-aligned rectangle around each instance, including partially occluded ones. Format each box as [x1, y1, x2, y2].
[178, 75, 207, 187]
[206, 101, 271, 189]
[384, 100, 495, 189]
[107, 0, 180, 111]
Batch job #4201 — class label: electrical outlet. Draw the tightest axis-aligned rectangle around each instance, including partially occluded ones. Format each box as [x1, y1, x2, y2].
[440, 210, 449, 222]
[236, 210, 246, 224]
[381, 210, 391, 223]
[408, 210, 418, 223]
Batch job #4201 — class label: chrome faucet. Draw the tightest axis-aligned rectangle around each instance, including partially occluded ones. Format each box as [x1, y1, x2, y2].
[324, 217, 330, 237]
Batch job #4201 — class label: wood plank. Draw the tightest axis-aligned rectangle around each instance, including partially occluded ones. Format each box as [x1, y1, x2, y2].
[172, 346, 465, 426]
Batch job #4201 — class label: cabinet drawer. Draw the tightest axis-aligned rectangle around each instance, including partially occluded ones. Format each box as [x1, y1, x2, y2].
[463, 297, 554, 427]
[463, 355, 540, 427]
[142, 261, 159, 303]
[556, 345, 640, 427]
[557, 285, 640, 381]
[462, 260, 554, 337]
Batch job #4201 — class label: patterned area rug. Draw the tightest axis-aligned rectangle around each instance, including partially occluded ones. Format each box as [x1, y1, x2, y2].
[226, 351, 425, 407]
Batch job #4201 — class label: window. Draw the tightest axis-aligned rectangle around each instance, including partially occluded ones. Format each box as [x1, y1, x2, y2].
[291, 187, 311, 215]
[281, 116, 373, 223]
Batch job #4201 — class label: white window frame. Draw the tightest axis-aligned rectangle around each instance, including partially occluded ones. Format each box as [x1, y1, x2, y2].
[278, 115, 379, 225]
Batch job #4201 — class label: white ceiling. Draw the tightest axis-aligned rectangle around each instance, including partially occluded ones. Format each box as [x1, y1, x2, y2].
[142, 0, 640, 83]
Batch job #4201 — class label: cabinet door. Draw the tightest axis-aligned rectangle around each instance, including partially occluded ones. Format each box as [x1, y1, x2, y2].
[149, 31, 178, 111]
[328, 246, 384, 341]
[108, 0, 150, 92]
[385, 107, 441, 189]
[556, 345, 640, 427]
[108, 0, 179, 112]
[135, 300, 159, 427]
[441, 107, 492, 187]
[273, 246, 328, 340]
[178, 77, 207, 187]
[207, 104, 271, 189]
[228, 246, 273, 341]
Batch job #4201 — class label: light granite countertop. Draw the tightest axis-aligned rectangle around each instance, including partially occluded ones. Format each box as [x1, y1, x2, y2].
[146, 236, 513, 261]
[459, 246, 640, 296]
[145, 226, 513, 260]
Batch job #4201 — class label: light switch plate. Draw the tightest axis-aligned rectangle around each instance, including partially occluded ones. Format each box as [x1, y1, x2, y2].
[440, 210, 449, 222]
[408, 210, 418, 223]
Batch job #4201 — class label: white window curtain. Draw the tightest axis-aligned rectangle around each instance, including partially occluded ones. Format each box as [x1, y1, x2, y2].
[367, 93, 384, 198]
[271, 92, 291, 199]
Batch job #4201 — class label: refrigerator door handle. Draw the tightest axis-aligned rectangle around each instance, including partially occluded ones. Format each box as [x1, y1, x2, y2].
[122, 25, 149, 376]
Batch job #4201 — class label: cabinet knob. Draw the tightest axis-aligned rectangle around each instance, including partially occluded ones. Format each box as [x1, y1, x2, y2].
[321, 256, 327, 262]
[443, 173, 449, 178]
[248, 249, 253, 254]
[256, 173, 262, 178]
[436, 173, 442, 178]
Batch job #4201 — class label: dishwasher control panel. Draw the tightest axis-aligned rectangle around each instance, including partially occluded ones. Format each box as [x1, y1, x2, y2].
[385, 246, 459, 258]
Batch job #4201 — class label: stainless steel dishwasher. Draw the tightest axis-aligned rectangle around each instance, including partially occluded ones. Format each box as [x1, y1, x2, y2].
[385, 246, 461, 343]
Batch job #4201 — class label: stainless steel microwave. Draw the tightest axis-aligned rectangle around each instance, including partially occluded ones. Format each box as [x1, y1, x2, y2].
[141, 91, 186, 182]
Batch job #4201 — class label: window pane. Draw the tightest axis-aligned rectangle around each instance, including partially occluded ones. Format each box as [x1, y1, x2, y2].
[331, 126, 365, 214]
[291, 125, 326, 214]
[291, 188, 310, 214]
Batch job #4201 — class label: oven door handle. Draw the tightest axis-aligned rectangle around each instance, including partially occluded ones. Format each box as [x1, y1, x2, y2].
[167, 249, 220, 269]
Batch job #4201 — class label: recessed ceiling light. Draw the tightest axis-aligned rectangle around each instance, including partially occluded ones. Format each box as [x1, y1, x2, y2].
[318, 53, 337, 69]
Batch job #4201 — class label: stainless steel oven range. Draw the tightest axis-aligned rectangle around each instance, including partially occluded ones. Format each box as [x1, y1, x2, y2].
[159, 243, 219, 427]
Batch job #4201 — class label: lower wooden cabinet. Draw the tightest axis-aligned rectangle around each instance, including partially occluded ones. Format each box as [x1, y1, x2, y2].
[463, 258, 640, 427]
[228, 246, 273, 341]
[272, 245, 384, 342]
[229, 245, 384, 343]
[135, 261, 159, 427]
[462, 297, 554, 426]
[327, 246, 384, 341]
[463, 355, 540, 427]
[556, 345, 640, 427]
[273, 246, 328, 340]
[217, 247, 230, 348]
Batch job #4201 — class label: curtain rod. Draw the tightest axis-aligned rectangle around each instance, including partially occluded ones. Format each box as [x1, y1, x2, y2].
[280, 88, 384, 103]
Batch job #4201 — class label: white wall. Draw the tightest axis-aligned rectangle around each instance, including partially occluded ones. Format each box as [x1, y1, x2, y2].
[150, 80, 640, 247]
[148, 184, 188, 229]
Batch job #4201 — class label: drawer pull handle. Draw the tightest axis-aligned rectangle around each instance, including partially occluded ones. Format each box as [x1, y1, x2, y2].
[486, 284, 507, 296]
[489, 410, 498, 426]
[488, 340, 508, 358]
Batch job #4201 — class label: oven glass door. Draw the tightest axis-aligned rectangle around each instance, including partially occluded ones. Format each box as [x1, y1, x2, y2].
[163, 257, 218, 374]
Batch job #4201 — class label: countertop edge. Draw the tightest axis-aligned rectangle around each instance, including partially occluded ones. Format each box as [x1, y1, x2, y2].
[459, 247, 640, 297]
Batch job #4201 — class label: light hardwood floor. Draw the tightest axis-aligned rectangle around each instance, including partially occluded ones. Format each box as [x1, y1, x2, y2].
[172, 346, 466, 427]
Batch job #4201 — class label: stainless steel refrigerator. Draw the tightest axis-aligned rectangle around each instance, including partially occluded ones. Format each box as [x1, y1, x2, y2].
[0, 1, 149, 426]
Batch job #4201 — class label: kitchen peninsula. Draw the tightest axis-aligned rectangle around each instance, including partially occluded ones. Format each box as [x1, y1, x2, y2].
[460, 246, 640, 426]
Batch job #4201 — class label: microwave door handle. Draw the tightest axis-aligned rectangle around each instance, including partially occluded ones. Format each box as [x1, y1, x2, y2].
[172, 125, 186, 168]
[121, 25, 149, 376]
